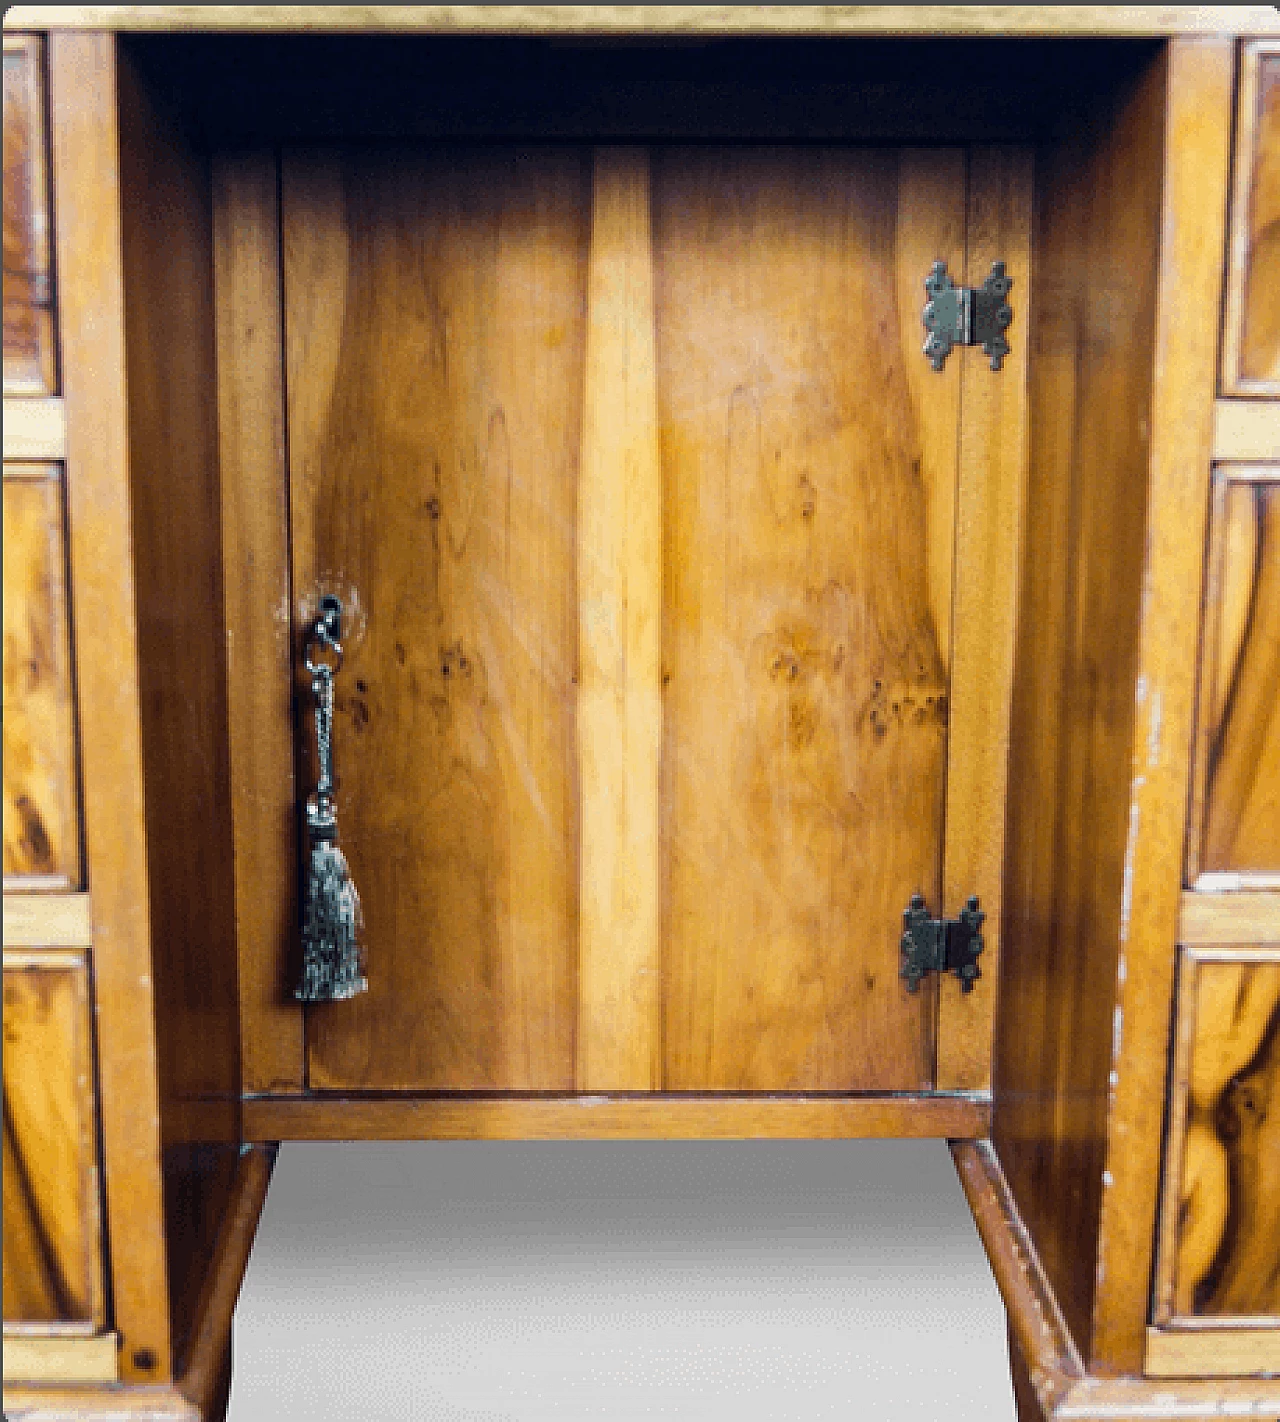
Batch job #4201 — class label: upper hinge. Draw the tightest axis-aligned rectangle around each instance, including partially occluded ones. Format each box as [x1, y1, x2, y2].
[900, 893, 985, 993]
[922, 261, 1013, 372]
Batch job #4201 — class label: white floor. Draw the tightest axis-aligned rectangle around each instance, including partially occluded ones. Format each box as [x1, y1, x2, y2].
[229, 1139, 1015, 1422]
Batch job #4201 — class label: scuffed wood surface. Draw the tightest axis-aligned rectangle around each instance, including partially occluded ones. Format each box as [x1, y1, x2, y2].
[2, 957, 104, 1327]
[656, 146, 959, 1091]
[1065, 37, 1233, 1374]
[285, 147, 589, 1091]
[2, 467, 80, 890]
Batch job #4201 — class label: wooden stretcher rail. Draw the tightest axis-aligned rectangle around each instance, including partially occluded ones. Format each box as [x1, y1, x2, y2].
[245, 1092, 991, 1142]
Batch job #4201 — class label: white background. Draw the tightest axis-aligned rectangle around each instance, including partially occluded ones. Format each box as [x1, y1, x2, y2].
[229, 1138, 1016, 1421]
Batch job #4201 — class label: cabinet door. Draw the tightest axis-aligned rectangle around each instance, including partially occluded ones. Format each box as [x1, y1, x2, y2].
[1190, 468, 1280, 885]
[279, 142, 1017, 1093]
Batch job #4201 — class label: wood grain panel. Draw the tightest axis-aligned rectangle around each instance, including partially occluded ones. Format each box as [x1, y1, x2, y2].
[2, 465, 80, 890]
[656, 147, 961, 1091]
[992, 43, 1171, 1359]
[1192, 472, 1280, 881]
[1154, 950, 1280, 1329]
[1223, 43, 1280, 395]
[575, 148, 661, 1091]
[284, 147, 589, 1091]
[3, 34, 55, 396]
[212, 151, 304, 1094]
[2, 957, 104, 1328]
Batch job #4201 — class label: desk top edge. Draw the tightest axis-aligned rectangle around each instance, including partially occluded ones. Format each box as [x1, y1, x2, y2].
[6, 6, 1280, 38]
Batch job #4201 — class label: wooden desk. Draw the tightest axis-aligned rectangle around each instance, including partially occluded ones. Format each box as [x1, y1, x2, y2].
[3, 9, 1278, 1417]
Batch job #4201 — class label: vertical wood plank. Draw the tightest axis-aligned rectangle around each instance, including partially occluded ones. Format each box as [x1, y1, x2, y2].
[213, 152, 305, 1094]
[284, 148, 587, 1091]
[576, 147, 662, 1091]
[937, 146, 1033, 1092]
[892, 149, 964, 684]
[1091, 36, 1235, 1374]
[47, 30, 171, 1384]
[657, 148, 961, 1092]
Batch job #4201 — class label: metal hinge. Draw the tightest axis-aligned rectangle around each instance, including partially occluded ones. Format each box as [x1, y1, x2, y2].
[900, 894, 984, 993]
[922, 261, 1013, 372]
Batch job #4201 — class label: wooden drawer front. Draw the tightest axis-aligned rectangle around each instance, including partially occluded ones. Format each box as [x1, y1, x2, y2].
[2, 34, 56, 397]
[3, 464, 80, 889]
[1190, 468, 1280, 884]
[2, 953, 106, 1330]
[1154, 948, 1280, 1340]
[1224, 42, 1280, 395]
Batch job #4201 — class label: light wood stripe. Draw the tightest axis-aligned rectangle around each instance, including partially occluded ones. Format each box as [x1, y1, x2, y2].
[576, 148, 662, 1092]
[1145, 1326, 1280, 1379]
[8, 6, 1279, 35]
[2, 400, 66, 461]
[244, 1092, 990, 1142]
[2, 893, 92, 948]
[1213, 401, 1280, 463]
[1, 1332, 119, 1384]
[1180, 890, 1280, 944]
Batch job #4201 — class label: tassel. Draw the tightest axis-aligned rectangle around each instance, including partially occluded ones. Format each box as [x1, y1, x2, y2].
[296, 798, 366, 1002]
[295, 597, 367, 1003]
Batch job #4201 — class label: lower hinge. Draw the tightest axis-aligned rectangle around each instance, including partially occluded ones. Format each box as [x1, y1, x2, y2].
[900, 893, 985, 993]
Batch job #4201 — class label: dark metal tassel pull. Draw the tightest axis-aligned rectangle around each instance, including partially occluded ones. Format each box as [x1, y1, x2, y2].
[295, 596, 367, 1003]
